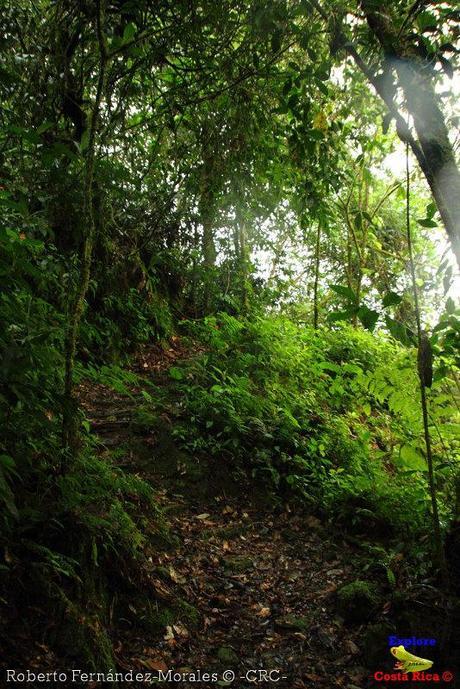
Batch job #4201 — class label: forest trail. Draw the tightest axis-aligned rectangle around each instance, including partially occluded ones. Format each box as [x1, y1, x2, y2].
[78, 340, 373, 689]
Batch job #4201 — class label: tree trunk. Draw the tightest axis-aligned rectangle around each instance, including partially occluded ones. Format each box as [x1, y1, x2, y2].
[360, 1, 460, 268]
[235, 206, 250, 309]
[396, 62, 460, 268]
[309, 0, 460, 268]
[202, 214, 216, 268]
[313, 222, 321, 329]
[62, 0, 107, 455]
[200, 200, 216, 314]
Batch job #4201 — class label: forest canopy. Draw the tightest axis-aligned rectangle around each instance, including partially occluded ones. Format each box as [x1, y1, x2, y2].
[1, 0, 460, 684]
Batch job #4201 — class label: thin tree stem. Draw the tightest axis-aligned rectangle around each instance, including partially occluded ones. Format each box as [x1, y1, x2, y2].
[405, 141, 447, 579]
[313, 221, 321, 329]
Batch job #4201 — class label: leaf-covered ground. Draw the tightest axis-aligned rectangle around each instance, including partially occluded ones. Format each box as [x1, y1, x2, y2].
[77, 340, 382, 689]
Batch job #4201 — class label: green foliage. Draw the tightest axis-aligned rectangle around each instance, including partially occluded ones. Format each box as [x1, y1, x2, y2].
[162, 314, 459, 536]
[75, 362, 140, 396]
[56, 449, 155, 559]
[81, 289, 173, 361]
[0, 215, 64, 530]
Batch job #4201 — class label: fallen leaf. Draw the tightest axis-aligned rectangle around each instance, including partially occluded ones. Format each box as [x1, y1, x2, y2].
[164, 626, 175, 641]
[344, 640, 359, 655]
[140, 658, 168, 671]
[306, 516, 322, 529]
[168, 566, 186, 584]
[173, 623, 189, 638]
[256, 607, 271, 618]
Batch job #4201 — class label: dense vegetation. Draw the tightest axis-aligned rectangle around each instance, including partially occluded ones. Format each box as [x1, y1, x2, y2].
[1, 0, 460, 683]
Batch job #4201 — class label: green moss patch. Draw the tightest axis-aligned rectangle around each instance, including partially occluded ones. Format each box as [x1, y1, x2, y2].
[222, 555, 254, 573]
[336, 580, 381, 624]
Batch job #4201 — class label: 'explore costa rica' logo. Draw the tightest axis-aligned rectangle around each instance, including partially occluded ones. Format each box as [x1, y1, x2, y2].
[390, 645, 433, 673]
[371, 643, 455, 684]
[388, 636, 437, 649]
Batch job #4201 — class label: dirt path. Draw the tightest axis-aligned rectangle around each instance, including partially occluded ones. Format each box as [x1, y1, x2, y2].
[79, 342, 371, 689]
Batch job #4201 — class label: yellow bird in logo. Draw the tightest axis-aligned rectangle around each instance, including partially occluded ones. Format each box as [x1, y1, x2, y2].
[390, 645, 433, 673]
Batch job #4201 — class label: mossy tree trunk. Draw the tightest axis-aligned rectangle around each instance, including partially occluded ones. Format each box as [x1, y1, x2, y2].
[62, 0, 108, 455]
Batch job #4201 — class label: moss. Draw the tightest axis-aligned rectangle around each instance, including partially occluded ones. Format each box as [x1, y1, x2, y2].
[281, 528, 302, 544]
[136, 501, 180, 551]
[336, 580, 380, 624]
[120, 594, 200, 635]
[217, 646, 239, 665]
[132, 408, 159, 432]
[36, 560, 116, 674]
[149, 528, 181, 551]
[173, 598, 201, 626]
[48, 587, 115, 673]
[222, 555, 254, 573]
[136, 601, 176, 634]
[201, 523, 249, 541]
[275, 613, 312, 631]
[151, 606, 176, 631]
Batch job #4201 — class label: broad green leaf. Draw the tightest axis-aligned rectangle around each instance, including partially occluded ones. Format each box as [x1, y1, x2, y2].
[358, 305, 379, 332]
[417, 11, 438, 32]
[425, 202, 437, 219]
[382, 291, 402, 308]
[36, 120, 54, 135]
[328, 307, 357, 323]
[399, 445, 426, 471]
[79, 129, 90, 152]
[416, 218, 437, 228]
[446, 297, 456, 314]
[169, 366, 185, 380]
[123, 22, 137, 42]
[0, 454, 15, 471]
[317, 361, 341, 373]
[329, 284, 358, 303]
[443, 266, 453, 294]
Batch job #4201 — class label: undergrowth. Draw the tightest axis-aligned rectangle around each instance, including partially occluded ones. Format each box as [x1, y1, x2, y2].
[153, 313, 460, 538]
